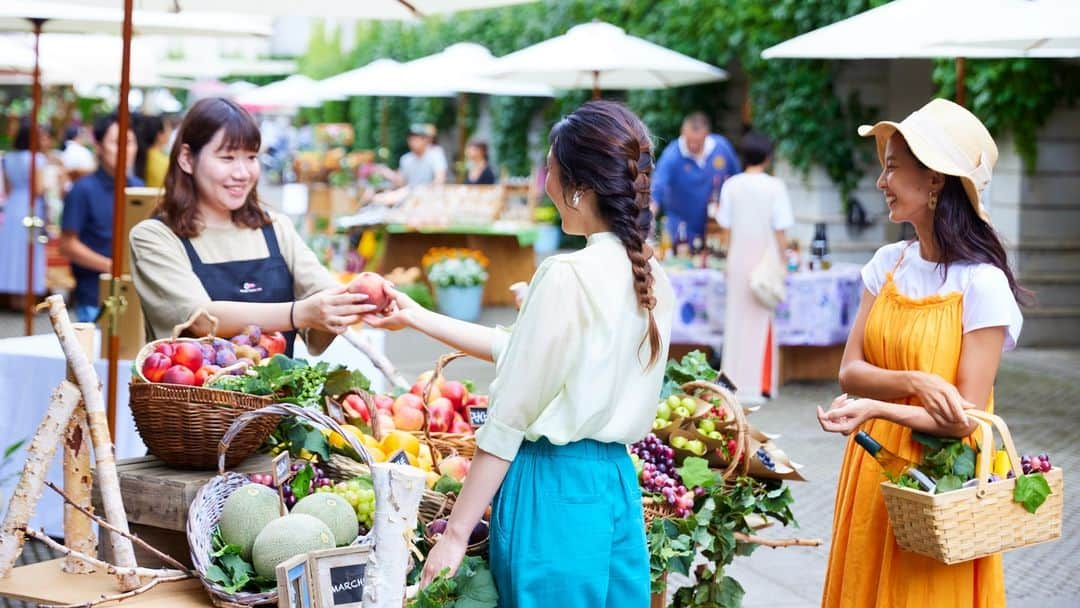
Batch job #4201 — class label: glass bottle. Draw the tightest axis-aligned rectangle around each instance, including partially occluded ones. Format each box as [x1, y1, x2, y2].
[854, 431, 936, 492]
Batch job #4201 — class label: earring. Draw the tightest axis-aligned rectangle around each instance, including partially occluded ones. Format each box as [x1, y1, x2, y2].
[571, 191, 582, 209]
[928, 191, 938, 211]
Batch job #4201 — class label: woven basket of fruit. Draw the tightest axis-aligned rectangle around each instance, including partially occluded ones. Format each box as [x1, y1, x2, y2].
[879, 409, 1063, 565]
[130, 310, 280, 470]
[408, 352, 481, 462]
[187, 404, 374, 607]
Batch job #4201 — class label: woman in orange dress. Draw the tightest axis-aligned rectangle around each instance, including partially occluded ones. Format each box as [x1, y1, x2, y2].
[816, 99, 1029, 608]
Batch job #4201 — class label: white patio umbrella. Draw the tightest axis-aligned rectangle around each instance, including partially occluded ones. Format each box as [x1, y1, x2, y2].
[928, 0, 1080, 58]
[400, 42, 554, 96]
[316, 58, 457, 101]
[157, 57, 299, 80]
[234, 74, 324, 112]
[486, 21, 728, 98]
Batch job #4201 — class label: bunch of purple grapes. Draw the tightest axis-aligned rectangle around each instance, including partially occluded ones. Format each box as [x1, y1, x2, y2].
[248, 462, 333, 509]
[1020, 453, 1052, 475]
[631, 434, 699, 518]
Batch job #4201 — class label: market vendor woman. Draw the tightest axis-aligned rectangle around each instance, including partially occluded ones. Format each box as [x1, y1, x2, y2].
[367, 100, 675, 606]
[130, 98, 375, 354]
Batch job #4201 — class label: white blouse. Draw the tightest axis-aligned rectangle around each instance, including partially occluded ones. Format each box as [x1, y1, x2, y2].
[475, 232, 676, 462]
[861, 240, 1024, 350]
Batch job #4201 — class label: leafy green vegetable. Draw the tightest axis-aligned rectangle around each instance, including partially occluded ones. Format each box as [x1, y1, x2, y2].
[292, 462, 315, 500]
[952, 446, 976, 479]
[1014, 472, 1052, 514]
[433, 475, 463, 495]
[208, 528, 276, 594]
[646, 519, 696, 593]
[324, 367, 371, 397]
[661, 351, 717, 398]
[407, 556, 497, 608]
[279, 418, 331, 461]
[677, 457, 717, 490]
[935, 475, 963, 494]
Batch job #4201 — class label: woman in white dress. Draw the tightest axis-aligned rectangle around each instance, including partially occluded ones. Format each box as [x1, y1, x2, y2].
[0, 119, 47, 309]
[716, 131, 793, 403]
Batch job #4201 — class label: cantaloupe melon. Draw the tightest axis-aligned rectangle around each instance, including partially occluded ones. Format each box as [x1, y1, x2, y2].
[219, 483, 281, 560]
[292, 493, 359, 546]
[251, 513, 335, 579]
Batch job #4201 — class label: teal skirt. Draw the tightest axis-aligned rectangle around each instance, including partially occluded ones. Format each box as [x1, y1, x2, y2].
[489, 437, 650, 607]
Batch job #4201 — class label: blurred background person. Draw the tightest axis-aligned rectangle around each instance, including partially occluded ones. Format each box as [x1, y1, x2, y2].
[135, 114, 170, 188]
[464, 139, 496, 185]
[395, 123, 447, 187]
[0, 118, 48, 311]
[715, 131, 793, 404]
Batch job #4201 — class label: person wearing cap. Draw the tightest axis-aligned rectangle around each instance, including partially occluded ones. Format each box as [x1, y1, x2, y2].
[816, 98, 1029, 607]
[395, 123, 448, 187]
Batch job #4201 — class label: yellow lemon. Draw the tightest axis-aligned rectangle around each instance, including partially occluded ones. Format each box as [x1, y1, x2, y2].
[358, 433, 382, 451]
[426, 471, 441, 489]
[364, 446, 387, 463]
[416, 446, 434, 472]
[992, 449, 1013, 478]
[380, 430, 420, 457]
[326, 431, 348, 451]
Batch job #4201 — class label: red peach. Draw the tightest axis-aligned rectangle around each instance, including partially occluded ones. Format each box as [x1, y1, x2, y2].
[172, 342, 204, 373]
[162, 365, 196, 386]
[142, 352, 171, 382]
[348, 272, 391, 312]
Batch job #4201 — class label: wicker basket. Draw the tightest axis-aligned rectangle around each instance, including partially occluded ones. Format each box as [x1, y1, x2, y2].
[641, 380, 751, 526]
[130, 310, 276, 470]
[324, 452, 454, 530]
[187, 404, 375, 607]
[413, 352, 479, 464]
[880, 409, 1064, 565]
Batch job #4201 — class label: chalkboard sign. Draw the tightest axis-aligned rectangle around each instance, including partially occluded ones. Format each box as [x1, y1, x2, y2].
[308, 545, 371, 608]
[467, 406, 489, 428]
[272, 451, 293, 487]
[388, 449, 411, 466]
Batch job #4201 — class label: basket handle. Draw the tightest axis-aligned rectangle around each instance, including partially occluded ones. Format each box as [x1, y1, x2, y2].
[681, 380, 750, 480]
[326, 388, 383, 441]
[172, 308, 220, 340]
[965, 409, 1022, 498]
[204, 360, 256, 386]
[419, 351, 471, 469]
[216, 403, 372, 475]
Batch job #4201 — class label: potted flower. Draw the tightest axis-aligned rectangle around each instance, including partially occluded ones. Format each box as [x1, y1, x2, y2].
[533, 201, 563, 255]
[422, 248, 490, 321]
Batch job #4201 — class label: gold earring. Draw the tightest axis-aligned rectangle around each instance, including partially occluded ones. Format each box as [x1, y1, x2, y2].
[928, 191, 938, 211]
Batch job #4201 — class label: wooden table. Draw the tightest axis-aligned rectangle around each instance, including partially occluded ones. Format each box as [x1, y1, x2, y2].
[91, 455, 273, 568]
[377, 225, 538, 307]
[0, 559, 210, 606]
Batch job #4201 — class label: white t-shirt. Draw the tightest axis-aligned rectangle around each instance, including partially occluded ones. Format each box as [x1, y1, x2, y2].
[861, 240, 1023, 350]
[715, 172, 794, 231]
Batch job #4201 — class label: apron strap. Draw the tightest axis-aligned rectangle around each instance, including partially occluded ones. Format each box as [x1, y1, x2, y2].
[260, 221, 283, 259]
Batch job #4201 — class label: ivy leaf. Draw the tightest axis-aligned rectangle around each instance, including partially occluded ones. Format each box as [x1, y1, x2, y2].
[911, 431, 947, 451]
[677, 457, 717, 490]
[715, 575, 745, 608]
[205, 564, 230, 585]
[292, 463, 315, 500]
[1014, 473, 1052, 514]
[935, 475, 964, 494]
[433, 474, 463, 495]
[952, 444, 976, 480]
[323, 368, 371, 397]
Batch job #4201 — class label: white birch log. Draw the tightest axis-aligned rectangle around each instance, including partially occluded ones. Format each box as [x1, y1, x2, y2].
[0, 380, 83, 577]
[42, 295, 140, 591]
[63, 323, 97, 574]
[363, 463, 426, 608]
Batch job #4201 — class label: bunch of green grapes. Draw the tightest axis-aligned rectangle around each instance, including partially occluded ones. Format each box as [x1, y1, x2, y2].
[318, 476, 376, 528]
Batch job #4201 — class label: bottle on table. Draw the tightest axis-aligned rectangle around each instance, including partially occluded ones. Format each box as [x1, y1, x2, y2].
[854, 431, 937, 492]
[809, 222, 831, 271]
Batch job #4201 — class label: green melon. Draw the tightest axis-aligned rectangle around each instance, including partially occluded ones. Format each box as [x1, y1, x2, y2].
[252, 513, 335, 579]
[219, 483, 281, 560]
[291, 493, 359, 546]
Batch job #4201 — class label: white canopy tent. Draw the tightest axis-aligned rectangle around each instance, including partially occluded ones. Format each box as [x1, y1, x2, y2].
[486, 21, 728, 98]
[398, 42, 554, 96]
[316, 58, 457, 101]
[234, 74, 324, 112]
[42, 0, 538, 20]
[157, 57, 299, 80]
[1, 1, 271, 37]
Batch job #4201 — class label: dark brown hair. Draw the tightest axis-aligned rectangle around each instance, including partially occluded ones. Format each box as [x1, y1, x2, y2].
[549, 100, 662, 369]
[157, 97, 268, 238]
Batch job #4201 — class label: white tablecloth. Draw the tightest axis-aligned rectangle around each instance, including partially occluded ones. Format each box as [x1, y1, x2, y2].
[669, 264, 863, 350]
[0, 329, 386, 537]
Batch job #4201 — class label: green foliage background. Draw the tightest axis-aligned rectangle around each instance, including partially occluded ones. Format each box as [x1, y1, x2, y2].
[294, 0, 1078, 194]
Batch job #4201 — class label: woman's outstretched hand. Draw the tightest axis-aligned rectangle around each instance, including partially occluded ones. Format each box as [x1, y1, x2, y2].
[817, 393, 877, 436]
[362, 282, 423, 331]
[295, 285, 376, 334]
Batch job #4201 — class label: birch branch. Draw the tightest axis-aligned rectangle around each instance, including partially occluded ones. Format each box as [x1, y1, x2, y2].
[40, 574, 190, 608]
[733, 532, 822, 548]
[24, 528, 186, 579]
[44, 481, 191, 574]
[343, 329, 410, 390]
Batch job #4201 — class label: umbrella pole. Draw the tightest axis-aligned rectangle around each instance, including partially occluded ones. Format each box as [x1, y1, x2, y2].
[23, 19, 45, 337]
[104, 0, 136, 440]
[955, 57, 966, 107]
[592, 70, 600, 100]
[456, 92, 467, 183]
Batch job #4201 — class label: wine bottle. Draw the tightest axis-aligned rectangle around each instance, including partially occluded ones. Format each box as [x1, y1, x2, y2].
[854, 431, 936, 492]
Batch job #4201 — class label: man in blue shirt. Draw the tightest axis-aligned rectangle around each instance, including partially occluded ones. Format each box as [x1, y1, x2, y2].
[60, 114, 141, 323]
[651, 112, 741, 245]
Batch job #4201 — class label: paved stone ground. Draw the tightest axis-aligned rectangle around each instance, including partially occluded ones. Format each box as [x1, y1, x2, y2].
[1, 306, 1075, 607]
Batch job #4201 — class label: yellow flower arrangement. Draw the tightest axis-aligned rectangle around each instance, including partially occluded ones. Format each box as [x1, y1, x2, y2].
[422, 248, 490, 288]
[421, 248, 490, 270]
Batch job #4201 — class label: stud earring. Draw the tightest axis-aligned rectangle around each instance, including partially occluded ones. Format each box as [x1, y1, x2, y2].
[571, 191, 582, 209]
[928, 191, 938, 211]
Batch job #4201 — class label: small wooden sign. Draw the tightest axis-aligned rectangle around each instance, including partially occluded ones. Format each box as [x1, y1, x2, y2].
[715, 371, 738, 394]
[387, 450, 411, 466]
[272, 452, 295, 516]
[308, 545, 371, 608]
[276, 553, 314, 608]
[467, 406, 489, 428]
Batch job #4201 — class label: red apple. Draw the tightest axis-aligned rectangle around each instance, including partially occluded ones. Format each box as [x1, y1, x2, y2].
[440, 381, 467, 411]
[342, 394, 372, 424]
[393, 393, 425, 415]
[153, 342, 176, 359]
[347, 272, 391, 313]
[193, 366, 212, 386]
[373, 394, 394, 413]
[438, 455, 471, 482]
[172, 342, 204, 373]
[141, 352, 171, 382]
[260, 332, 287, 357]
[162, 365, 196, 386]
[428, 398, 455, 433]
[450, 414, 473, 435]
[392, 407, 425, 431]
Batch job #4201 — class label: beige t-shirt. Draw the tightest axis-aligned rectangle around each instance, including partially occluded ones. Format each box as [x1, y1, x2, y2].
[129, 211, 338, 353]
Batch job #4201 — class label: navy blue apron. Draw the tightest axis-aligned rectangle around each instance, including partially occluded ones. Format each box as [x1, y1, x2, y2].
[178, 222, 297, 357]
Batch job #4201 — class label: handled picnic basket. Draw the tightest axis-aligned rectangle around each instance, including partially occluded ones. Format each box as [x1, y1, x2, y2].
[187, 404, 375, 606]
[880, 409, 1063, 564]
[412, 351, 480, 464]
[129, 310, 277, 470]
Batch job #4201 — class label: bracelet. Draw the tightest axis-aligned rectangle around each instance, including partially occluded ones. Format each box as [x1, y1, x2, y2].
[289, 301, 297, 331]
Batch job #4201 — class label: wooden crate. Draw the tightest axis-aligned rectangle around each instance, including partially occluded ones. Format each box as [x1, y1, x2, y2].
[91, 454, 273, 568]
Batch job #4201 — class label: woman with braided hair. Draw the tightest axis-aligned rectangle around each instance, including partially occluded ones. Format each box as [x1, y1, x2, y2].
[364, 100, 674, 606]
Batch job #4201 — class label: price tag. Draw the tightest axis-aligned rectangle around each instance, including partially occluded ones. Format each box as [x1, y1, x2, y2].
[327, 562, 366, 605]
[715, 371, 738, 394]
[388, 450, 411, 466]
[307, 545, 371, 608]
[467, 406, 489, 428]
[272, 451, 293, 487]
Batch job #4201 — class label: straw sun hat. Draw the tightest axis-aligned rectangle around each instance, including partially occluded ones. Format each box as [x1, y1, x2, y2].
[858, 98, 997, 220]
